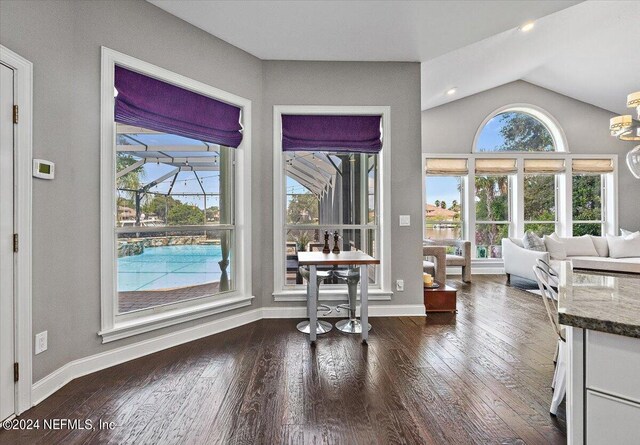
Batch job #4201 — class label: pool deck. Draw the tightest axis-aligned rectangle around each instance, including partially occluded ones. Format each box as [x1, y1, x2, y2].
[119, 281, 220, 313]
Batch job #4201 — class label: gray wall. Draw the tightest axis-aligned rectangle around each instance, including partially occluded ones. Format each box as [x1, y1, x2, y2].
[0, 0, 423, 382]
[422, 80, 640, 231]
[0, 0, 264, 381]
[261, 61, 424, 308]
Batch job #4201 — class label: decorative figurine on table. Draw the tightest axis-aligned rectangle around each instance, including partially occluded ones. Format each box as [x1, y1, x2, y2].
[332, 231, 341, 254]
[322, 230, 331, 254]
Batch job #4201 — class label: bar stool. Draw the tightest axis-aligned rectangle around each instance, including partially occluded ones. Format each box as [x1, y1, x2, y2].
[334, 267, 371, 334]
[297, 266, 333, 334]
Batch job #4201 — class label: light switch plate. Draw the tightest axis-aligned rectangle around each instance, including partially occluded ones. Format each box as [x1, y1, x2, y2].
[399, 215, 410, 226]
[396, 279, 404, 291]
[35, 331, 47, 355]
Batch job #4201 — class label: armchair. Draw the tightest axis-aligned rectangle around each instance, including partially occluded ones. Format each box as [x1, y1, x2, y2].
[423, 245, 446, 284]
[423, 239, 472, 283]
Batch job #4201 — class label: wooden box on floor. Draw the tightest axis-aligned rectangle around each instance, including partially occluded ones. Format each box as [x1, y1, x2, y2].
[423, 283, 457, 313]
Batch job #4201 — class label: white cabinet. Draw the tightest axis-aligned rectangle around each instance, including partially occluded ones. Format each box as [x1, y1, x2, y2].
[586, 330, 640, 404]
[586, 391, 640, 444]
[567, 328, 640, 444]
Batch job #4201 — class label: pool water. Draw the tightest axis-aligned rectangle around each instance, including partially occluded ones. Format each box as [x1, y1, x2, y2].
[118, 245, 224, 291]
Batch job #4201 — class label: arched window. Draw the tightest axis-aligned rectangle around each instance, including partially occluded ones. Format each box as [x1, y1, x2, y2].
[474, 106, 566, 152]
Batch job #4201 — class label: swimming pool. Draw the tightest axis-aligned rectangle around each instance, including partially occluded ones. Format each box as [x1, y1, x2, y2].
[118, 244, 224, 291]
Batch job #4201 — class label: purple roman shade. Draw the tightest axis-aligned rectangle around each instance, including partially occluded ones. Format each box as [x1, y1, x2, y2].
[282, 114, 382, 153]
[114, 66, 243, 147]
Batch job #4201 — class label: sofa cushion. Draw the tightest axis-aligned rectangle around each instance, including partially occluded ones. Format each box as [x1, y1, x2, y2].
[589, 236, 609, 257]
[523, 232, 546, 251]
[607, 232, 640, 259]
[570, 256, 640, 274]
[446, 254, 466, 266]
[551, 233, 598, 257]
[509, 237, 524, 248]
[544, 235, 567, 260]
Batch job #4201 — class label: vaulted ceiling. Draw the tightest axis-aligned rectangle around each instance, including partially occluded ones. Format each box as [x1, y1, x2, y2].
[149, 1, 639, 115]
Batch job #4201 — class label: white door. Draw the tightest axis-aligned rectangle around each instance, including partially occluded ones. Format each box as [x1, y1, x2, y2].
[0, 62, 15, 421]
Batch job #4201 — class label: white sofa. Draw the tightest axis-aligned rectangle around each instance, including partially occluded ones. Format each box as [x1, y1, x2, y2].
[502, 235, 640, 283]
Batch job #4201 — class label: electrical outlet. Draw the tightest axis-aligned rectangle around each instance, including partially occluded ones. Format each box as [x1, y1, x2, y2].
[35, 331, 47, 355]
[399, 215, 411, 226]
[396, 279, 404, 291]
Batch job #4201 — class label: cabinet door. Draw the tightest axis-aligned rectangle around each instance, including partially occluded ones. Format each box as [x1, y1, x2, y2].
[586, 330, 640, 404]
[586, 391, 640, 444]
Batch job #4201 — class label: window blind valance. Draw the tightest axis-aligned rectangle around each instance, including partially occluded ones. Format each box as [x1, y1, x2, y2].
[475, 158, 517, 174]
[524, 159, 565, 174]
[572, 159, 614, 173]
[114, 65, 243, 147]
[425, 158, 468, 175]
[282, 114, 382, 153]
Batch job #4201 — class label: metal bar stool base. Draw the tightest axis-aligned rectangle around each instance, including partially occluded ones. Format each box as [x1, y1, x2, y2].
[297, 320, 333, 335]
[336, 319, 371, 334]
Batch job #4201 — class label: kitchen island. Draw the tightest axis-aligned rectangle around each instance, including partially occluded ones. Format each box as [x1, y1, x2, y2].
[557, 262, 640, 444]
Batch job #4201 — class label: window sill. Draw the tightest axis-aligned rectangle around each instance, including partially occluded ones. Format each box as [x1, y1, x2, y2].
[99, 294, 255, 343]
[272, 288, 393, 302]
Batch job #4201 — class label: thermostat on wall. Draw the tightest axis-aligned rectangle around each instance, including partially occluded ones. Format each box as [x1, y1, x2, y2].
[33, 159, 55, 179]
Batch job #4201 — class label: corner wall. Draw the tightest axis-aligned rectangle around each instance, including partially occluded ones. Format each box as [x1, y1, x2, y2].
[0, 0, 424, 386]
[0, 0, 264, 382]
[422, 80, 640, 231]
[262, 61, 424, 309]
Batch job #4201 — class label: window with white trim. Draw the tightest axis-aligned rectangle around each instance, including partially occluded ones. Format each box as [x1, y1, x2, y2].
[272, 106, 391, 298]
[284, 152, 379, 286]
[423, 105, 618, 263]
[100, 48, 252, 341]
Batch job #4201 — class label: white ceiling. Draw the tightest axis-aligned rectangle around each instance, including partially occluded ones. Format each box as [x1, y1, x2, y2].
[149, 0, 578, 62]
[149, 0, 639, 115]
[421, 1, 640, 115]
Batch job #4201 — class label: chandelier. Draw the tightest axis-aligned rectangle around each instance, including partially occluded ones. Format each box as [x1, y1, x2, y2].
[610, 92, 640, 178]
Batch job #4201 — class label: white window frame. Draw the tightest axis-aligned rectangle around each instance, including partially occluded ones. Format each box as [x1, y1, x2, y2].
[523, 172, 560, 235]
[99, 47, 253, 343]
[272, 105, 392, 302]
[571, 173, 608, 236]
[422, 153, 618, 267]
[473, 103, 568, 153]
[423, 175, 465, 240]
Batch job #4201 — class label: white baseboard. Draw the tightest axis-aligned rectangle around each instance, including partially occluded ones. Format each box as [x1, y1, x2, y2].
[32, 308, 262, 405]
[32, 303, 424, 406]
[470, 267, 505, 275]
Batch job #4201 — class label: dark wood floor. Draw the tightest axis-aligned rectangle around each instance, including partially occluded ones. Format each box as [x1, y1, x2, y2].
[1, 275, 565, 444]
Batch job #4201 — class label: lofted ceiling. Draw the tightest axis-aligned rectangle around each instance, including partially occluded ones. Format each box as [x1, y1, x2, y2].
[149, 0, 639, 115]
[421, 1, 640, 115]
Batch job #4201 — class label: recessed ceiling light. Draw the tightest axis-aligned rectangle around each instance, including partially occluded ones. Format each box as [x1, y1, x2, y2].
[520, 21, 535, 32]
[446, 88, 457, 96]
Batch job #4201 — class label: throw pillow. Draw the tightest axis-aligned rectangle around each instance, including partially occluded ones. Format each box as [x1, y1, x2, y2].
[523, 232, 546, 252]
[620, 228, 640, 237]
[589, 235, 609, 257]
[552, 233, 598, 257]
[607, 232, 640, 259]
[544, 235, 567, 260]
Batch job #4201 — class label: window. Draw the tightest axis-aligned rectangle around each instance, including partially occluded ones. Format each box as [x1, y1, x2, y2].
[423, 106, 617, 268]
[524, 174, 558, 236]
[115, 127, 235, 314]
[100, 49, 252, 342]
[475, 175, 510, 258]
[424, 176, 463, 240]
[475, 106, 566, 153]
[284, 152, 379, 286]
[572, 174, 603, 236]
[273, 106, 391, 298]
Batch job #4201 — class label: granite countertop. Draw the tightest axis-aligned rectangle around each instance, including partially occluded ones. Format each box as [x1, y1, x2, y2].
[557, 262, 640, 339]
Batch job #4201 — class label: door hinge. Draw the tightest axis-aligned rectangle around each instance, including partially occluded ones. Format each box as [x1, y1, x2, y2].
[13, 233, 18, 253]
[14, 363, 19, 382]
[13, 105, 18, 124]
